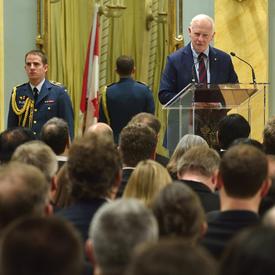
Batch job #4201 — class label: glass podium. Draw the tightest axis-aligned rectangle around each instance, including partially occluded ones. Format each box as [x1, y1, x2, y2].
[163, 83, 268, 156]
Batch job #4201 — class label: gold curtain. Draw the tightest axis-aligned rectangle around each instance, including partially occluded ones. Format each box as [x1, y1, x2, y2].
[48, 0, 94, 136]
[101, 0, 169, 157]
[103, 0, 150, 84]
[47, 0, 169, 151]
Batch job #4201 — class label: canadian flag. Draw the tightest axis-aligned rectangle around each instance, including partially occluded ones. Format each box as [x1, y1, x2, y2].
[80, 4, 100, 134]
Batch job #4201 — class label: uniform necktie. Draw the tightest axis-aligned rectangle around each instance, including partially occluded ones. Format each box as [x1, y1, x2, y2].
[33, 87, 39, 102]
[198, 53, 207, 84]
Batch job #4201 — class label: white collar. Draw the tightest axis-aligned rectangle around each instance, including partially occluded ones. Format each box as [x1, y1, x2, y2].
[30, 79, 46, 93]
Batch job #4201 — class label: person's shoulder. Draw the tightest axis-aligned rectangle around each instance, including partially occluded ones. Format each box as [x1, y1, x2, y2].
[47, 80, 68, 93]
[210, 46, 231, 58]
[169, 43, 190, 59]
[106, 82, 116, 88]
[135, 80, 152, 92]
[13, 82, 29, 91]
[136, 80, 149, 87]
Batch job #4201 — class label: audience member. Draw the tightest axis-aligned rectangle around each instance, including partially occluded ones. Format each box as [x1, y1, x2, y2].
[230, 137, 264, 151]
[0, 162, 51, 230]
[263, 115, 275, 155]
[52, 163, 72, 210]
[0, 216, 83, 275]
[177, 146, 220, 212]
[262, 206, 275, 228]
[167, 134, 208, 179]
[0, 127, 36, 163]
[128, 113, 168, 166]
[56, 134, 122, 241]
[219, 226, 275, 275]
[217, 113, 250, 155]
[85, 122, 114, 143]
[11, 141, 58, 199]
[123, 160, 171, 207]
[40, 117, 70, 155]
[129, 112, 161, 136]
[202, 144, 270, 258]
[151, 181, 206, 243]
[259, 154, 275, 215]
[40, 117, 70, 168]
[86, 198, 158, 275]
[126, 239, 217, 275]
[117, 123, 157, 197]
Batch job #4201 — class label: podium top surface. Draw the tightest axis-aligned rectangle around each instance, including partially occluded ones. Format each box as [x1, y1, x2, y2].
[163, 83, 268, 109]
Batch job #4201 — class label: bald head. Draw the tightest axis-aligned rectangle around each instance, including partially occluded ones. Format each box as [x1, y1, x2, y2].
[86, 123, 114, 142]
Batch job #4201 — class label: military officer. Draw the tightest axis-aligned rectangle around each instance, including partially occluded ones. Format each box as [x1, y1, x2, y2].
[99, 55, 155, 144]
[7, 49, 74, 140]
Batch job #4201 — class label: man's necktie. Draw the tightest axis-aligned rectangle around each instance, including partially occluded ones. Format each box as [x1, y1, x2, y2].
[33, 87, 39, 102]
[198, 53, 207, 84]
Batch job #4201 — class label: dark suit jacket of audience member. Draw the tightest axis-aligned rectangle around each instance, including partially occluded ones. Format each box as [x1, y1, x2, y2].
[56, 198, 107, 241]
[201, 210, 259, 259]
[116, 167, 135, 198]
[180, 179, 220, 213]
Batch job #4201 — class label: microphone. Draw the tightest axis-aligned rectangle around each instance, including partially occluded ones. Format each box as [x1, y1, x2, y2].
[230, 52, 256, 84]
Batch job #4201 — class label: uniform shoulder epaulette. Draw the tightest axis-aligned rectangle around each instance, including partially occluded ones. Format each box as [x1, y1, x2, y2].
[49, 80, 64, 87]
[107, 82, 115, 88]
[14, 83, 28, 89]
[137, 80, 148, 86]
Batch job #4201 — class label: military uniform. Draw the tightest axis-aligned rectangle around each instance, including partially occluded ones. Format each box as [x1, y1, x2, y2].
[7, 79, 74, 139]
[99, 77, 155, 143]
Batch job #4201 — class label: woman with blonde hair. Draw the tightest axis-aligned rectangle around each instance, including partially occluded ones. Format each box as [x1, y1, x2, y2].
[123, 160, 171, 207]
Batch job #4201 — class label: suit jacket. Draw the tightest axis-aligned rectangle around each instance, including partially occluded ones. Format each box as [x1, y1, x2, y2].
[116, 167, 135, 198]
[55, 198, 107, 241]
[180, 179, 220, 213]
[201, 210, 259, 259]
[159, 43, 239, 104]
[7, 80, 74, 139]
[99, 77, 155, 143]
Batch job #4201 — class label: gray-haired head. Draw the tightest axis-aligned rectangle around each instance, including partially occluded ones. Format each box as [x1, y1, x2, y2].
[11, 140, 58, 183]
[167, 134, 209, 178]
[89, 198, 158, 275]
[190, 14, 215, 34]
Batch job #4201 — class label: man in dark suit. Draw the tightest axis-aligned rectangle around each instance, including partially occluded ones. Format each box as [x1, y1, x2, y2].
[99, 55, 155, 144]
[159, 14, 238, 153]
[56, 133, 122, 241]
[117, 123, 157, 198]
[7, 50, 74, 140]
[177, 146, 220, 213]
[202, 144, 270, 259]
[159, 14, 238, 104]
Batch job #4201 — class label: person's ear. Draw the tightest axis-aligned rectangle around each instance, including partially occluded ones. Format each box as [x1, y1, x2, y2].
[85, 239, 96, 265]
[260, 178, 271, 198]
[211, 31, 216, 41]
[44, 202, 53, 216]
[211, 169, 219, 189]
[200, 221, 208, 237]
[215, 171, 223, 190]
[188, 27, 192, 36]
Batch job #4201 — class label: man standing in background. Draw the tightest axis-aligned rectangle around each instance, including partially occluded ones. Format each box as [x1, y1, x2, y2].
[159, 14, 238, 153]
[7, 49, 74, 140]
[99, 55, 155, 144]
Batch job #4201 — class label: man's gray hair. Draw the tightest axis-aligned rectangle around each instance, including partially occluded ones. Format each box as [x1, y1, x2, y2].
[12, 140, 58, 182]
[190, 14, 215, 33]
[89, 198, 158, 275]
